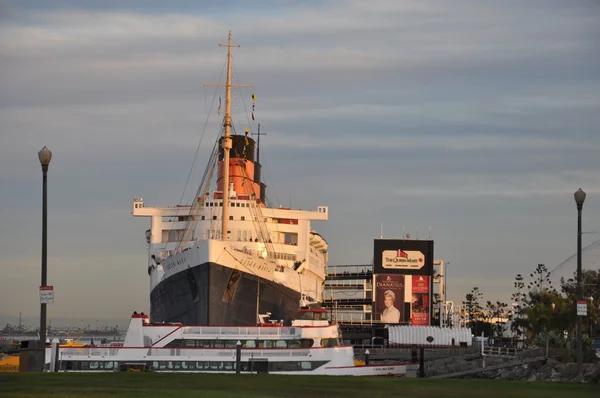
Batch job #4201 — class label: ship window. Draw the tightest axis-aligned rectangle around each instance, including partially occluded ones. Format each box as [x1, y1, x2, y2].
[244, 340, 256, 348]
[300, 361, 312, 370]
[321, 338, 341, 347]
[213, 340, 224, 348]
[301, 339, 314, 348]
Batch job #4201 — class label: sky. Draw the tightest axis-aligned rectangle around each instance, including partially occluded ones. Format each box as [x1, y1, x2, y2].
[1, 0, 600, 326]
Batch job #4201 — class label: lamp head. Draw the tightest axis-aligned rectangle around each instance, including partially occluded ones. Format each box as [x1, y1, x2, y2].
[38, 146, 52, 167]
[574, 188, 586, 207]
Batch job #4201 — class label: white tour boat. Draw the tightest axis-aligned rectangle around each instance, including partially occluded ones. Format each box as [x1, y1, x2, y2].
[44, 308, 412, 376]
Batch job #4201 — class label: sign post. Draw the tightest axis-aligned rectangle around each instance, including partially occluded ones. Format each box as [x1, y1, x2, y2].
[576, 300, 587, 317]
[40, 286, 54, 304]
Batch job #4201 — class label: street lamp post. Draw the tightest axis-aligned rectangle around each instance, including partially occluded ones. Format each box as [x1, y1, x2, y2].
[574, 188, 586, 382]
[38, 146, 52, 370]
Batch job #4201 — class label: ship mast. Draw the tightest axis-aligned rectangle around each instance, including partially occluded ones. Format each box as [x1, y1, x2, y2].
[205, 31, 252, 241]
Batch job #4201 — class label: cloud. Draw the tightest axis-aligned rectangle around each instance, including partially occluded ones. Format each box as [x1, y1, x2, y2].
[1, 0, 599, 320]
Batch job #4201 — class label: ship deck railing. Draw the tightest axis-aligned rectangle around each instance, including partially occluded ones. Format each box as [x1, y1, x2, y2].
[182, 326, 302, 337]
[58, 347, 313, 358]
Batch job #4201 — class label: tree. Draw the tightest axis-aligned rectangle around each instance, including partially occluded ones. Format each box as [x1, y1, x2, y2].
[462, 287, 484, 332]
[510, 274, 527, 338]
[527, 264, 555, 294]
[487, 300, 509, 338]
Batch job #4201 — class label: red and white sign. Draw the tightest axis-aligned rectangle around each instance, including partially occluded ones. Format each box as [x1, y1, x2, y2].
[577, 300, 587, 316]
[40, 286, 54, 304]
[382, 250, 425, 270]
[411, 276, 430, 326]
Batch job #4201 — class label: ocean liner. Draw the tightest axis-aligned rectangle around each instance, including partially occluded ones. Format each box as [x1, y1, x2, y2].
[132, 32, 329, 326]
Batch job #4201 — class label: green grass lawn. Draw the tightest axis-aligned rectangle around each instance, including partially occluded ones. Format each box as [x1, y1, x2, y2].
[0, 373, 597, 398]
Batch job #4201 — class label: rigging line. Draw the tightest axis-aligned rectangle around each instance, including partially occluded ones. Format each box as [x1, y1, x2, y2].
[177, 139, 220, 249]
[179, 55, 227, 207]
[233, 62, 283, 208]
[232, 60, 254, 133]
[162, 56, 226, 253]
[549, 238, 600, 276]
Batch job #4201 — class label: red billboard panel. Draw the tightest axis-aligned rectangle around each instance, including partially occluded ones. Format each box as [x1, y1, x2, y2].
[411, 275, 430, 326]
[374, 274, 405, 324]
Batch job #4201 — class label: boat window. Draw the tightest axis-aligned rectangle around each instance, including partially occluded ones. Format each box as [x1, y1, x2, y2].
[244, 340, 256, 348]
[275, 340, 287, 348]
[89, 361, 99, 370]
[301, 312, 314, 320]
[224, 340, 238, 348]
[262, 340, 273, 348]
[213, 340, 225, 348]
[181, 361, 189, 370]
[287, 340, 302, 348]
[300, 361, 312, 370]
[301, 339, 314, 348]
[321, 338, 341, 347]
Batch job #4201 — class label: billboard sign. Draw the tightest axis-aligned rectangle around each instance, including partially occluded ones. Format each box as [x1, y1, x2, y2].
[381, 249, 425, 270]
[374, 239, 434, 276]
[374, 274, 405, 324]
[373, 239, 434, 326]
[411, 275, 430, 326]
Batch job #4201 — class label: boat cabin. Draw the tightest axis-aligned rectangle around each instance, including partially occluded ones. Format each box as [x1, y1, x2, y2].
[291, 307, 330, 327]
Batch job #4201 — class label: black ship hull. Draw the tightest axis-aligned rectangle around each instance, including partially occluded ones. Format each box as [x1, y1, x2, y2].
[150, 262, 302, 326]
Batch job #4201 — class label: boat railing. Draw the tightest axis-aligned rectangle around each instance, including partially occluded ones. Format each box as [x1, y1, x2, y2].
[58, 347, 311, 358]
[182, 326, 300, 337]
